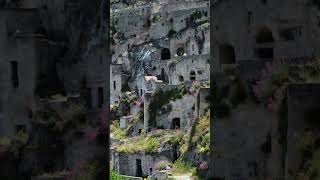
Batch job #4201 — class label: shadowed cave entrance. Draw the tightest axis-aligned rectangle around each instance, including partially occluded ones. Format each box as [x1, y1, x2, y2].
[171, 118, 181, 129]
[136, 159, 142, 177]
[219, 44, 235, 65]
[161, 48, 171, 60]
[255, 27, 274, 59]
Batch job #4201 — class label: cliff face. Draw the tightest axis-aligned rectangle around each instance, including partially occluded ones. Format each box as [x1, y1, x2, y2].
[0, 0, 108, 179]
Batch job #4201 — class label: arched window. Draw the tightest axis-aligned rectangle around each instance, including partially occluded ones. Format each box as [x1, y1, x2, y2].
[161, 48, 171, 60]
[178, 75, 184, 82]
[177, 47, 185, 56]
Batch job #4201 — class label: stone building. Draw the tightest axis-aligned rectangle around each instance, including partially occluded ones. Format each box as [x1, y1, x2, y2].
[210, 0, 320, 179]
[211, 0, 320, 74]
[0, 8, 44, 136]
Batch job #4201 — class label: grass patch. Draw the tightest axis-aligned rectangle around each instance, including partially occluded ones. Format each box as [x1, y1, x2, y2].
[172, 158, 197, 176]
[115, 130, 185, 154]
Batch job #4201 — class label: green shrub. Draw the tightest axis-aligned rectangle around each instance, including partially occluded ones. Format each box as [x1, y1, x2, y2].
[116, 136, 160, 154]
[271, 64, 289, 86]
[111, 120, 130, 140]
[9, 131, 29, 159]
[229, 78, 247, 106]
[296, 131, 316, 155]
[0, 136, 11, 145]
[152, 15, 161, 22]
[110, 170, 128, 180]
[172, 158, 197, 176]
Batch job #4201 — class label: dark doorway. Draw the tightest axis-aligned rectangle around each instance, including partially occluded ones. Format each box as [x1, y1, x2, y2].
[255, 48, 273, 59]
[161, 48, 171, 60]
[160, 68, 168, 83]
[98, 87, 104, 108]
[136, 159, 143, 177]
[10, 61, 19, 88]
[179, 75, 184, 82]
[190, 71, 196, 81]
[15, 124, 26, 134]
[219, 45, 235, 64]
[171, 118, 181, 129]
[177, 47, 184, 56]
[173, 144, 178, 161]
[256, 27, 274, 43]
[255, 27, 274, 59]
[86, 88, 92, 109]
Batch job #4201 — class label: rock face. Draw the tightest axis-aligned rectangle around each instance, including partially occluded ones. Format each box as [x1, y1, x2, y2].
[0, 0, 108, 179]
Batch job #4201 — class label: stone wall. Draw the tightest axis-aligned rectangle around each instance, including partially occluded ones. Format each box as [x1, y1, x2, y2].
[156, 94, 196, 129]
[212, 103, 277, 179]
[113, 150, 174, 177]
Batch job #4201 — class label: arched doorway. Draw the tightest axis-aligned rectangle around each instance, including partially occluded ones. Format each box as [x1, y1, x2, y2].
[190, 70, 196, 81]
[171, 118, 181, 129]
[219, 45, 235, 64]
[161, 48, 171, 60]
[255, 27, 274, 59]
[177, 47, 185, 56]
[178, 75, 184, 82]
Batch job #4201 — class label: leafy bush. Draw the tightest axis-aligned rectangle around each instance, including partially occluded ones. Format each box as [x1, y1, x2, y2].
[110, 170, 124, 180]
[193, 111, 210, 154]
[299, 66, 320, 83]
[152, 15, 161, 23]
[253, 61, 289, 111]
[111, 120, 130, 140]
[9, 131, 29, 159]
[296, 131, 317, 155]
[172, 158, 197, 176]
[0, 136, 11, 145]
[116, 136, 160, 154]
[190, 10, 202, 20]
[229, 78, 247, 106]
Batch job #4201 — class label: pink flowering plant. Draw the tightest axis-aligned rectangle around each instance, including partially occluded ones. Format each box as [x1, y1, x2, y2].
[252, 60, 289, 112]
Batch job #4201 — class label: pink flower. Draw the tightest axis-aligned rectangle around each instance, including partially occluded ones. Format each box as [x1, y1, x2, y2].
[199, 161, 208, 170]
